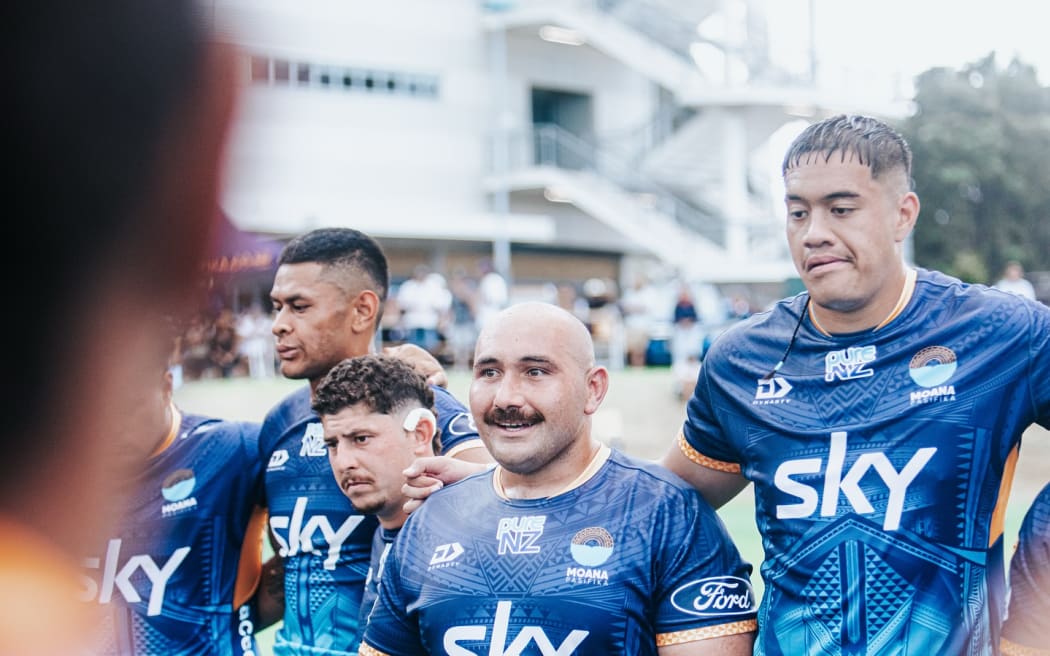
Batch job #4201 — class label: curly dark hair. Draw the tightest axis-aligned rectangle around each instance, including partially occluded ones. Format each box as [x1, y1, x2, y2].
[312, 355, 435, 420]
[782, 114, 913, 187]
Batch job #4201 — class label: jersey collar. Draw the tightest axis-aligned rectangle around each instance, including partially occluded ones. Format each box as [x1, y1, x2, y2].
[492, 443, 611, 500]
[808, 267, 917, 336]
[149, 403, 182, 459]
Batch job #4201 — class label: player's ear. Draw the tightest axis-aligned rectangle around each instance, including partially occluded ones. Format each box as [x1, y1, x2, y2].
[894, 191, 920, 243]
[403, 408, 436, 453]
[583, 366, 610, 416]
[349, 289, 381, 334]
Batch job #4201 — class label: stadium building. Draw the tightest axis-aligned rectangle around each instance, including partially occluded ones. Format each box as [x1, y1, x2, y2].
[208, 0, 903, 310]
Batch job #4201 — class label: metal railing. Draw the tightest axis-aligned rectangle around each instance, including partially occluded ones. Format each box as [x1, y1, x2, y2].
[492, 123, 727, 246]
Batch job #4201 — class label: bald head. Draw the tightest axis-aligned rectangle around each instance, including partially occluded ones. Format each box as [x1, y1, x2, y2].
[480, 302, 595, 372]
[470, 302, 609, 488]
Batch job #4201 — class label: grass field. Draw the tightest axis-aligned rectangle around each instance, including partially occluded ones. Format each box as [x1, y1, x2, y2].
[175, 367, 1049, 653]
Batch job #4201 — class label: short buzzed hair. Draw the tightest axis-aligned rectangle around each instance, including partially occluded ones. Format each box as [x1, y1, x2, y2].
[312, 355, 434, 419]
[783, 115, 913, 187]
[279, 227, 389, 303]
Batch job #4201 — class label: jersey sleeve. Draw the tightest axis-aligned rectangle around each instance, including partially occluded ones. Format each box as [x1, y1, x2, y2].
[359, 528, 426, 656]
[652, 488, 757, 646]
[679, 344, 744, 471]
[1002, 484, 1050, 653]
[430, 385, 484, 457]
[235, 421, 266, 500]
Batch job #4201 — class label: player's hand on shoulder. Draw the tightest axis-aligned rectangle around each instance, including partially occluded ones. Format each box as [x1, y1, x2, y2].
[383, 344, 448, 388]
[402, 455, 488, 513]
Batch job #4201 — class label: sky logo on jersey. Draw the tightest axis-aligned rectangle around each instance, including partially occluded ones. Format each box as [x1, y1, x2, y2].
[81, 539, 190, 616]
[268, 449, 290, 470]
[446, 412, 477, 436]
[429, 542, 465, 568]
[754, 376, 792, 404]
[442, 600, 588, 656]
[825, 345, 876, 382]
[365, 543, 395, 594]
[299, 423, 327, 457]
[671, 576, 756, 617]
[569, 527, 613, 566]
[774, 431, 937, 531]
[269, 496, 367, 569]
[908, 346, 958, 405]
[497, 516, 545, 555]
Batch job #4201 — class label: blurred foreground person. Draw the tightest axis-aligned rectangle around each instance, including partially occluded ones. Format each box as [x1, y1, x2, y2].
[3, 1, 238, 653]
[361, 303, 756, 656]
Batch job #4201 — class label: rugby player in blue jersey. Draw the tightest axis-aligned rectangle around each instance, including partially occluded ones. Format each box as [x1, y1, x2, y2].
[259, 228, 488, 655]
[84, 341, 266, 655]
[660, 114, 1050, 654]
[361, 302, 757, 656]
[312, 355, 441, 633]
[1001, 483, 1050, 655]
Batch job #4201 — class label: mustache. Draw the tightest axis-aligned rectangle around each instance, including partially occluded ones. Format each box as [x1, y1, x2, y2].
[484, 407, 544, 425]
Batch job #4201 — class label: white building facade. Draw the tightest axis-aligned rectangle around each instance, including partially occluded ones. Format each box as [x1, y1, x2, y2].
[213, 0, 898, 297]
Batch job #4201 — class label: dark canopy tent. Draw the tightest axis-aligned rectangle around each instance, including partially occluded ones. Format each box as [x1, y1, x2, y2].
[207, 209, 284, 276]
[205, 210, 285, 312]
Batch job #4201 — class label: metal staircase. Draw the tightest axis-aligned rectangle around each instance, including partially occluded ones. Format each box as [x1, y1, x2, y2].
[487, 124, 791, 280]
[482, 0, 813, 279]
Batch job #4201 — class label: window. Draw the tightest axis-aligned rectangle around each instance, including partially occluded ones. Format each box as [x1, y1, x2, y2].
[246, 53, 439, 99]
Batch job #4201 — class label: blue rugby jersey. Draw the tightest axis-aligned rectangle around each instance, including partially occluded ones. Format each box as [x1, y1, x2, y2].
[1002, 483, 1050, 654]
[85, 411, 265, 655]
[361, 447, 757, 656]
[358, 527, 397, 633]
[680, 268, 1050, 655]
[261, 384, 482, 655]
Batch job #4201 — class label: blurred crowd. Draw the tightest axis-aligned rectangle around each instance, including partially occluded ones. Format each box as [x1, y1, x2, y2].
[179, 266, 757, 390]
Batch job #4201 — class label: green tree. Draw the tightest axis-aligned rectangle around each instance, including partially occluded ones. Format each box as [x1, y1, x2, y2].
[901, 54, 1050, 283]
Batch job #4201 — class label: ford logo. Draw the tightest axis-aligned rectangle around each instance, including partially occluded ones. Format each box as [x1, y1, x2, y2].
[670, 576, 756, 617]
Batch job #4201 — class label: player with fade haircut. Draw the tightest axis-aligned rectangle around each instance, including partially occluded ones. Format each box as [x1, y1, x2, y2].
[258, 227, 489, 655]
[312, 354, 441, 632]
[660, 114, 1050, 654]
[360, 302, 757, 656]
[83, 329, 266, 655]
[1001, 483, 1050, 655]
